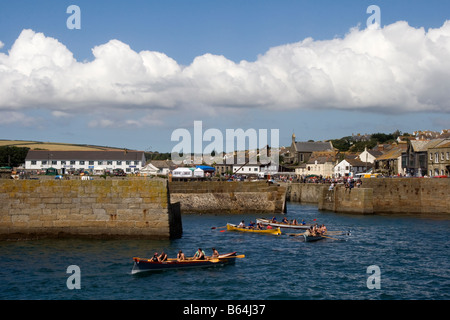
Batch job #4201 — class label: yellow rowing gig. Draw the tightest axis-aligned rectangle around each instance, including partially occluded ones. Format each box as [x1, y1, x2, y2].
[226, 223, 281, 235]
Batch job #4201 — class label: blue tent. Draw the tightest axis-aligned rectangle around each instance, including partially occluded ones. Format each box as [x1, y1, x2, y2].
[195, 165, 215, 172]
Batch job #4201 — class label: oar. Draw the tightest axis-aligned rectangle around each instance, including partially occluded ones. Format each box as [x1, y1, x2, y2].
[211, 226, 226, 230]
[321, 235, 343, 241]
[325, 231, 351, 236]
[210, 254, 245, 263]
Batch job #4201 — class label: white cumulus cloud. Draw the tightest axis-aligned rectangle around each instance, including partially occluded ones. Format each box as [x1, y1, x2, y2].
[1, 20, 449, 127]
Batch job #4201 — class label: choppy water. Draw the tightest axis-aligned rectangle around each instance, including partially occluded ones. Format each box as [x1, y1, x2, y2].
[0, 203, 449, 300]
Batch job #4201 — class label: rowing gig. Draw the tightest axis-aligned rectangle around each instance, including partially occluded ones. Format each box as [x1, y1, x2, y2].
[226, 223, 281, 235]
[132, 252, 240, 274]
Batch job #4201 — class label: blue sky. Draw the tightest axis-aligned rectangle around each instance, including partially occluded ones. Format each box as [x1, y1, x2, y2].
[1, 0, 449, 152]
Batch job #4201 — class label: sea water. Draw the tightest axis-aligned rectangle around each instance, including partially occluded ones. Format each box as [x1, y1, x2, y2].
[0, 203, 449, 300]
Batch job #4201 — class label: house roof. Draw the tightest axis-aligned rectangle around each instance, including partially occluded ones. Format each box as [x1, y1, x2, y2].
[425, 138, 449, 150]
[409, 140, 431, 152]
[366, 149, 384, 157]
[140, 163, 159, 172]
[375, 145, 407, 160]
[438, 141, 450, 148]
[346, 158, 370, 167]
[149, 160, 176, 169]
[25, 150, 145, 161]
[307, 151, 337, 164]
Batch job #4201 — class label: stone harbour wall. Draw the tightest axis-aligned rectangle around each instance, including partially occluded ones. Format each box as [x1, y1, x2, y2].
[286, 183, 323, 203]
[0, 179, 182, 240]
[169, 181, 287, 214]
[318, 186, 374, 214]
[287, 178, 450, 215]
[361, 178, 450, 215]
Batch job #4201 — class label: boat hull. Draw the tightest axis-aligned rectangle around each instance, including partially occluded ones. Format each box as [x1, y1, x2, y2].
[132, 252, 237, 274]
[303, 235, 325, 242]
[226, 223, 281, 235]
[256, 218, 311, 230]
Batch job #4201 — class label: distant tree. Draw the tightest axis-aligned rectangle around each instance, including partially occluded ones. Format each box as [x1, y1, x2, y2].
[145, 152, 171, 161]
[349, 140, 377, 152]
[330, 136, 352, 152]
[0, 146, 30, 167]
[371, 133, 395, 143]
[392, 130, 402, 139]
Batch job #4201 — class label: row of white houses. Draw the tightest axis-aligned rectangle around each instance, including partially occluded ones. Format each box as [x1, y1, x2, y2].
[25, 150, 146, 174]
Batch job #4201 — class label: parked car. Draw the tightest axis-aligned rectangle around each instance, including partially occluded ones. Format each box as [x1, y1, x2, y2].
[113, 169, 126, 176]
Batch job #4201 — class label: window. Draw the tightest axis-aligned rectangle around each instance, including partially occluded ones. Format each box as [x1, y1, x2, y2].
[117, 161, 122, 165]
[447, 152, 449, 160]
[107, 161, 112, 165]
[430, 153, 433, 160]
[31, 160, 37, 165]
[42, 160, 47, 165]
[89, 161, 94, 165]
[126, 161, 131, 165]
[435, 153, 439, 163]
[70, 161, 75, 165]
[441, 152, 444, 161]
[52, 160, 57, 165]
[134, 161, 139, 165]
[61, 161, 66, 165]
[80, 161, 85, 165]
[98, 161, 103, 165]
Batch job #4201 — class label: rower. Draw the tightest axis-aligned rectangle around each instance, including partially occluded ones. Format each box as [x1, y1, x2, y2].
[238, 220, 245, 228]
[151, 252, 159, 262]
[211, 247, 219, 258]
[194, 248, 206, 260]
[159, 251, 168, 262]
[304, 227, 312, 237]
[177, 250, 186, 261]
[282, 217, 288, 224]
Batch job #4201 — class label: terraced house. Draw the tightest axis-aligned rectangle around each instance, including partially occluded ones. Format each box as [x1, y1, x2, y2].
[427, 139, 450, 177]
[25, 150, 145, 174]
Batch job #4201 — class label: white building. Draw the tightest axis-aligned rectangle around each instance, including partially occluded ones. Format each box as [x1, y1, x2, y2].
[295, 152, 336, 178]
[139, 163, 159, 176]
[25, 150, 146, 174]
[149, 160, 176, 176]
[232, 163, 262, 175]
[334, 158, 369, 178]
[358, 147, 383, 164]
